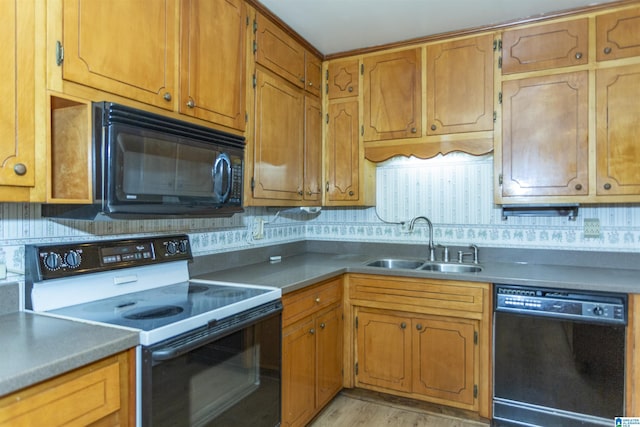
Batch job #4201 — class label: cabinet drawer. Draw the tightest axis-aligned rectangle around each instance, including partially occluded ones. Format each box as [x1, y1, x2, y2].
[349, 275, 486, 317]
[283, 278, 343, 327]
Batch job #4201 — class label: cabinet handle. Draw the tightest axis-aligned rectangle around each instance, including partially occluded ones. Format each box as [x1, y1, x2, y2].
[320, 323, 326, 329]
[163, 92, 172, 101]
[309, 328, 315, 335]
[416, 324, 423, 331]
[400, 322, 406, 329]
[575, 52, 583, 60]
[430, 124, 437, 131]
[187, 99, 195, 108]
[348, 86, 353, 92]
[300, 77, 306, 83]
[604, 47, 612, 55]
[411, 127, 417, 133]
[307, 191, 312, 195]
[349, 191, 354, 196]
[308, 81, 313, 87]
[13, 163, 27, 176]
[604, 183, 612, 190]
[315, 297, 320, 303]
[575, 183, 582, 191]
[298, 190, 304, 196]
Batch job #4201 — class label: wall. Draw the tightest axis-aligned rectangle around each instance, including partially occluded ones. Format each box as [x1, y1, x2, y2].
[1, 153, 639, 282]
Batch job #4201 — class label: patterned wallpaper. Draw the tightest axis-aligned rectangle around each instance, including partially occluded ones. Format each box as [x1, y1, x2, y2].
[1, 153, 640, 282]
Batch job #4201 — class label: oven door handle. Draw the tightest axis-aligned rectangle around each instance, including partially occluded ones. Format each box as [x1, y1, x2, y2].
[150, 302, 282, 362]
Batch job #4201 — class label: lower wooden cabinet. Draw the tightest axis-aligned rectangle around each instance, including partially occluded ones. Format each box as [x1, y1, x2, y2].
[0, 349, 134, 426]
[282, 278, 344, 427]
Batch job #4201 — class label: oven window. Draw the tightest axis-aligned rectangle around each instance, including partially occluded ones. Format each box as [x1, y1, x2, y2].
[147, 314, 281, 427]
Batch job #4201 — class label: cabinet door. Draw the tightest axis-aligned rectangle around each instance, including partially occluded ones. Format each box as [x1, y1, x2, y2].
[501, 71, 588, 197]
[597, 7, 640, 61]
[304, 95, 322, 203]
[305, 53, 322, 97]
[326, 101, 360, 203]
[282, 318, 316, 427]
[180, 0, 246, 130]
[61, 0, 176, 109]
[426, 34, 494, 135]
[316, 305, 343, 409]
[501, 19, 588, 74]
[253, 69, 304, 201]
[327, 59, 359, 99]
[596, 64, 640, 196]
[0, 0, 36, 195]
[363, 49, 421, 141]
[412, 317, 476, 406]
[356, 309, 412, 393]
[256, 12, 305, 88]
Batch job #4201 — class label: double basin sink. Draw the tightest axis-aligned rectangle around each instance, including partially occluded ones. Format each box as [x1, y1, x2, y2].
[364, 258, 482, 273]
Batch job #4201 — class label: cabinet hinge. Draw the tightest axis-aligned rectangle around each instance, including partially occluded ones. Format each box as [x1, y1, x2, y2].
[55, 41, 64, 66]
[355, 316, 358, 329]
[246, 16, 249, 26]
[498, 92, 503, 104]
[474, 384, 478, 398]
[498, 39, 502, 50]
[251, 177, 255, 191]
[326, 83, 329, 94]
[360, 63, 364, 75]
[498, 56, 502, 69]
[253, 40, 257, 54]
[499, 174, 503, 185]
[253, 19, 257, 33]
[326, 113, 329, 124]
[493, 39, 497, 51]
[253, 74, 257, 89]
[325, 69, 329, 81]
[474, 331, 478, 345]
[355, 362, 359, 376]
[360, 125, 364, 136]
[493, 111, 497, 123]
[245, 112, 249, 123]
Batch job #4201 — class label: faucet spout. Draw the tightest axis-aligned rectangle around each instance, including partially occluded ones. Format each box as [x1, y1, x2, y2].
[408, 216, 435, 261]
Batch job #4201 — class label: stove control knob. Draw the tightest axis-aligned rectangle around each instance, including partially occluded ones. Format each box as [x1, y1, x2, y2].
[593, 306, 605, 316]
[43, 252, 62, 271]
[166, 241, 178, 255]
[178, 240, 188, 253]
[65, 250, 81, 268]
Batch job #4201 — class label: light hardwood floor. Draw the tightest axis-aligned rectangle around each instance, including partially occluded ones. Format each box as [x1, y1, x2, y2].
[309, 389, 490, 427]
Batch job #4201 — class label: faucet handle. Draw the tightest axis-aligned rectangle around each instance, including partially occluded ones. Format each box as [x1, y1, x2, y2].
[469, 244, 479, 264]
[437, 244, 449, 262]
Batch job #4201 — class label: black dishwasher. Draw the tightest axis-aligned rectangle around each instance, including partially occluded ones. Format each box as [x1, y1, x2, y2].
[493, 284, 627, 427]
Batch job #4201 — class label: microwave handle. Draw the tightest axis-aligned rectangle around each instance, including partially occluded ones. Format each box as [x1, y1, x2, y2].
[213, 153, 232, 202]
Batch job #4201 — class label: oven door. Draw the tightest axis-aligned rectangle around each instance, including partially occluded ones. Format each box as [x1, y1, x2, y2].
[141, 302, 281, 427]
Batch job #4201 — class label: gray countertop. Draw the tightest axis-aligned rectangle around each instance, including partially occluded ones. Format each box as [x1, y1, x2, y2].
[0, 311, 138, 396]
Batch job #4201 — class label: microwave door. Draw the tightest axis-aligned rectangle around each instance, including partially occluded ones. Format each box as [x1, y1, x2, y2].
[213, 153, 232, 203]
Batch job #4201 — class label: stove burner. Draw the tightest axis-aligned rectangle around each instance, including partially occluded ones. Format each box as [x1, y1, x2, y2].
[123, 305, 184, 320]
[188, 284, 210, 294]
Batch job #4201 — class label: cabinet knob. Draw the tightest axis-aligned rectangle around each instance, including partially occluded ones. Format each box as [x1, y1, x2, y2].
[349, 191, 354, 196]
[416, 324, 423, 331]
[411, 127, 417, 133]
[309, 328, 315, 335]
[320, 322, 326, 329]
[604, 47, 612, 55]
[308, 81, 313, 87]
[400, 322, 406, 329]
[430, 124, 437, 131]
[307, 191, 312, 195]
[298, 190, 304, 196]
[604, 183, 612, 190]
[575, 52, 583, 60]
[187, 99, 195, 108]
[315, 297, 320, 303]
[300, 77, 306, 83]
[348, 86, 353, 92]
[163, 92, 172, 101]
[575, 183, 582, 191]
[13, 163, 27, 176]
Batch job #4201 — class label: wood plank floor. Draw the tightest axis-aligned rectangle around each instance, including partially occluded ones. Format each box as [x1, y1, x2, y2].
[309, 389, 490, 427]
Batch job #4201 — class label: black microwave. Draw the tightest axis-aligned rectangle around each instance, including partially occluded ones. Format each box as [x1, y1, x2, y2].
[43, 102, 244, 220]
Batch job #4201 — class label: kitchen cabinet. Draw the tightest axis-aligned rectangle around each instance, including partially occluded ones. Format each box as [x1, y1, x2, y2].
[501, 19, 588, 74]
[0, 0, 45, 202]
[304, 94, 323, 202]
[500, 71, 589, 198]
[305, 53, 322, 97]
[362, 48, 422, 142]
[179, 0, 247, 131]
[596, 63, 640, 196]
[426, 34, 494, 135]
[326, 101, 361, 203]
[348, 274, 491, 416]
[327, 60, 359, 99]
[596, 6, 640, 61]
[282, 277, 343, 427]
[0, 350, 134, 426]
[58, 0, 177, 110]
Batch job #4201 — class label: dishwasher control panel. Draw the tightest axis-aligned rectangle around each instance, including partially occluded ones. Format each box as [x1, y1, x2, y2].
[495, 284, 627, 325]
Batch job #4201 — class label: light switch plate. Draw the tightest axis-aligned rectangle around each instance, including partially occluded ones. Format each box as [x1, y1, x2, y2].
[583, 218, 600, 238]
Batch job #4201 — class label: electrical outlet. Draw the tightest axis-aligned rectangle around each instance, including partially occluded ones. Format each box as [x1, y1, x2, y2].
[252, 218, 264, 240]
[583, 218, 600, 238]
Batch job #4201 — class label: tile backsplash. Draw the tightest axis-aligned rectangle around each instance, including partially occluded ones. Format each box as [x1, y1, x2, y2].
[2, 153, 640, 279]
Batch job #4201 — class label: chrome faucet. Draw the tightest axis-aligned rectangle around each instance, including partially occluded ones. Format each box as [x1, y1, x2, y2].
[457, 244, 479, 264]
[408, 216, 435, 261]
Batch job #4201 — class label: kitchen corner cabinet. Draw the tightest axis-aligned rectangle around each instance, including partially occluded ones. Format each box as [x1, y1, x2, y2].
[0, 350, 135, 426]
[0, 0, 45, 202]
[179, 0, 247, 131]
[426, 34, 495, 135]
[326, 101, 360, 203]
[58, 0, 177, 110]
[304, 94, 323, 202]
[282, 278, 343, 427]
[348, 274, 492, 417]
[362, 48, 422, 141]
[596, 6, 640, 61]
[500, 71, 589, 198]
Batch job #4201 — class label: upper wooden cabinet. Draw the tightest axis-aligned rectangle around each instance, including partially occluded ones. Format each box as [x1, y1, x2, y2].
[0, 0, 45, 202]
[305, 53, 322, 97]
[426, 34, 495, 135]
[596, 63, 640, 196]
[326, 101, 360, 203]
[327, 60, 359, 99]
[596, 6, 640, 61]
[362, 48, 422, 141]
[304, 95, 323, 202]
[179, 0, 247, 131]
[500, 72, 589, 198]
[501, 19, 589, 74]
[59, 0, 177, 110]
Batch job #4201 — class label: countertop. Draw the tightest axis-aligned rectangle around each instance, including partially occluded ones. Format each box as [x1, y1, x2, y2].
[0, 311, 138, 396]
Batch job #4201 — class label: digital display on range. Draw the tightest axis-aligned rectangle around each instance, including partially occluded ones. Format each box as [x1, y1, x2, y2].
[100, 243, 154, 264]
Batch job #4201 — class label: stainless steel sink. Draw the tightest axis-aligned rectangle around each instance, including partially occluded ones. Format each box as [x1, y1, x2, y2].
[419, 263, 482, 273]
[365, 259, 425, 269]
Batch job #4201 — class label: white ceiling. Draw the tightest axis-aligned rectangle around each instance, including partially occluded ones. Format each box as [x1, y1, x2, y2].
[257, 0, 619, 55]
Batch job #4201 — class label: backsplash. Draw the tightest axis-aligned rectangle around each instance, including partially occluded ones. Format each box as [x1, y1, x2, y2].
[1, 153, 640, 281]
